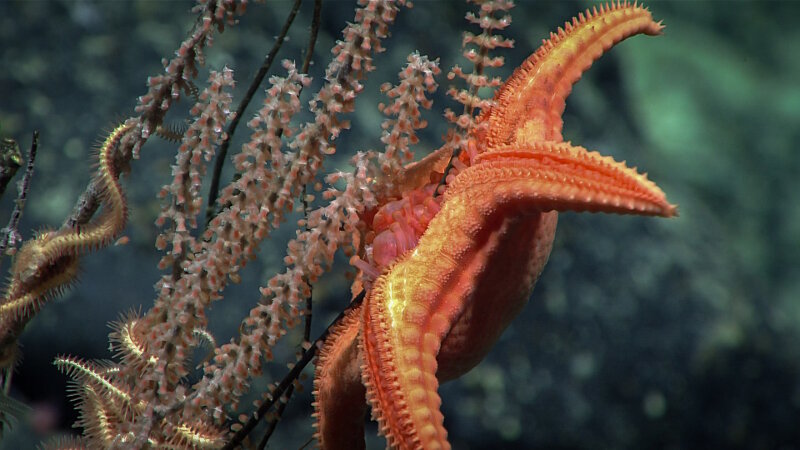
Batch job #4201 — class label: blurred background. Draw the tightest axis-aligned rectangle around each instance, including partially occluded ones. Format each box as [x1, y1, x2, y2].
[1, 1, 799, 448]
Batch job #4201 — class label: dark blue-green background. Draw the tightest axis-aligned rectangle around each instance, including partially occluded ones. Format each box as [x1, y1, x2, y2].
[1, 1, 799, 448]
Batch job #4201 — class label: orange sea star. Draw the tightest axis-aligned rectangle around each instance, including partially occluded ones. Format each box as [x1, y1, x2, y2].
[313, 3, 675, 449]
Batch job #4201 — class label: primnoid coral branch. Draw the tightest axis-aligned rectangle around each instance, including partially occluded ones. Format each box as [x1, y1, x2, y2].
[444, 0, 514, 159]
[371, 52, 441, 195]
[206, 0, 309, 223]
[155, 68, 237, 269]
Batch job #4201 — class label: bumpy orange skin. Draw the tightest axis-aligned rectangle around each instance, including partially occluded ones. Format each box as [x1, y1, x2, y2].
[314, 3, 674, 449]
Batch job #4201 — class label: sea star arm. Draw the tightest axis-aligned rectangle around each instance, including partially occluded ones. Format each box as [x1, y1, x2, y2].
[458, 142, 677, 217]
[312, 303, 368, 450]
[482, 1, 663, 147]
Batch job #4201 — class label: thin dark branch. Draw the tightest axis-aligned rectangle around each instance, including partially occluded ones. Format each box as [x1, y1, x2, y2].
[301, 0, 322, 75]
[223, 289, 366, 450]
[205, 0, 304, 226]
[299, 436, 314, 449]
[0, 131, 38, 257]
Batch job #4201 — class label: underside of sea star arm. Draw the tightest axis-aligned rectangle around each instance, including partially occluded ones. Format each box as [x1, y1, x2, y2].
[313, 303, 367, 450]
[481, 1, 663, 147]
